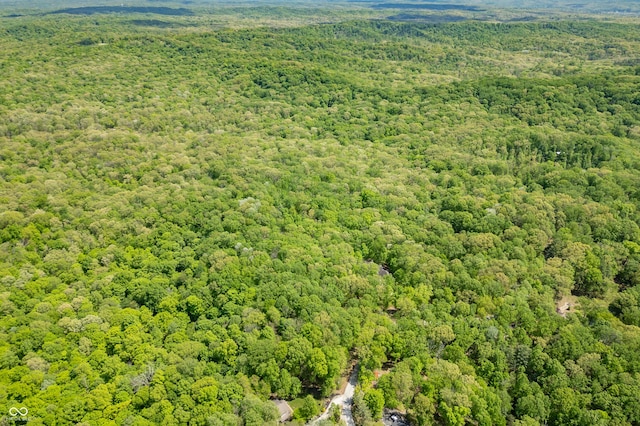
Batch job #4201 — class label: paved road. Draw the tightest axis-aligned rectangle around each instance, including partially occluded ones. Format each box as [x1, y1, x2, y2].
[311, 365, 358, 426]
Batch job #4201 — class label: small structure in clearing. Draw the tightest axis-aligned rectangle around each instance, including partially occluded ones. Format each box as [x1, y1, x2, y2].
[556, 295, 579, 318]
[273, 400, 293, 423]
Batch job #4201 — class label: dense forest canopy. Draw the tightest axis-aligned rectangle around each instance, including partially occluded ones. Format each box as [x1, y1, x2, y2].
[1, 3, 640, 426]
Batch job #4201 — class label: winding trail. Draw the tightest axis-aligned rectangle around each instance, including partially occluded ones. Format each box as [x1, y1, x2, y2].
[311, 365, 358, 426]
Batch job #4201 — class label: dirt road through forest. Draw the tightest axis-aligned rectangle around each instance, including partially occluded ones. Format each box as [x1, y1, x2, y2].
[311, 365, 358, 426]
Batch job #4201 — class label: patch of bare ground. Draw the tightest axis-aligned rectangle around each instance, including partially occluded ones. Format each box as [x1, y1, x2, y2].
[556, 295, 579, 317]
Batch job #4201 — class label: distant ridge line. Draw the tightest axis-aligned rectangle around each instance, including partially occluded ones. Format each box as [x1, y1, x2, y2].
[48, 6, 194, 16]
[371, 3, 483, 11]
